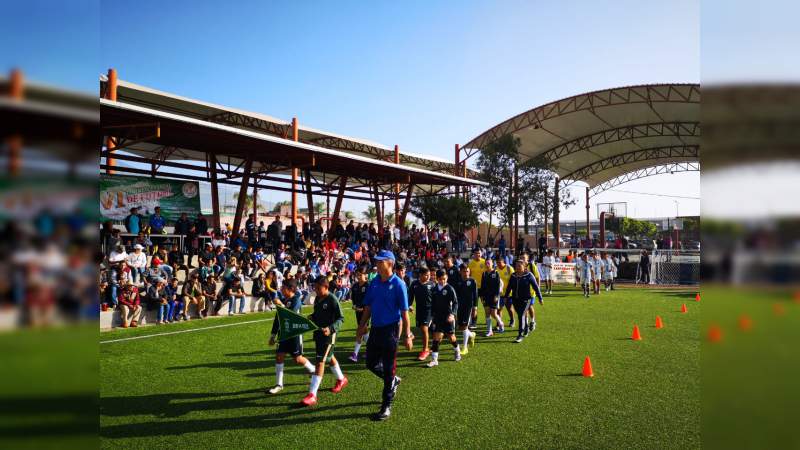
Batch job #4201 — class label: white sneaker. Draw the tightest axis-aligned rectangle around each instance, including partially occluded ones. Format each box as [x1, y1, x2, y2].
[268, 385, 283, 394]
[455, 351, 462, 362]
[426, 360, 439, 368]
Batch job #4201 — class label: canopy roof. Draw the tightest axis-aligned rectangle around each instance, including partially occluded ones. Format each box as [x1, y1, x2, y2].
[99, 76, 483, 201]
[461, 83, 700, 188]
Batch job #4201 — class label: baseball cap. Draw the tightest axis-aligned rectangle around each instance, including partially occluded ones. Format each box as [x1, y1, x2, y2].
[374, 250, 396, 261]
[134, 244, 144, 250]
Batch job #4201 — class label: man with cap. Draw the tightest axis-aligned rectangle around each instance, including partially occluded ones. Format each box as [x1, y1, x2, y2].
[126, 244, 147, 285]
[356, 249, 413, 421]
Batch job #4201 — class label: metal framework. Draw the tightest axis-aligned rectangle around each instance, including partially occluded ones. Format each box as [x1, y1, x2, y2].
[540, 121, 700, 166]
[561, 145, 699, 186]
[461, 84, 700, 159]
[589, 162, 700, 197]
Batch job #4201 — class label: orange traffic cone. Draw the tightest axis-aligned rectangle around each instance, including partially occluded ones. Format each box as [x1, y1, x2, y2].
[707, 324, 723, 342]
[681, 304, 688, 313]
[655, 316, 664, 329]
[582, 356, 594, 377]
[631, 325, 642, 340]
[695, 293, 701, 302]
[738, 314, 753, 331]
[793, 291, 800, 304]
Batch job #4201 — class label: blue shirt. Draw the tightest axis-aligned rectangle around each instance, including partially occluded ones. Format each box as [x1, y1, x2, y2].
[364, 273, 409, 327]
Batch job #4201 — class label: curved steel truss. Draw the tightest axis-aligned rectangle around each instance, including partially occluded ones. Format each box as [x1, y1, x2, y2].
[589, 162, 700, 196]
[562, 145, 699, 185]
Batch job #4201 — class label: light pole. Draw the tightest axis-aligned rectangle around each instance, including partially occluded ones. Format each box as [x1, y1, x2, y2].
[673, 200, 679, 217]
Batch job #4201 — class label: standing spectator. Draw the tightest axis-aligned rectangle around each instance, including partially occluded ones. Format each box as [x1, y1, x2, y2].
[194, 213, 209, 237]
[245, 213, 257, 246]
[148, 206, 166, 235]
[126, 244, 147, 285]
[639, 250, 651, 284]
[124, 207, 144, 236]
[118, 282, 142, 328]
[186, 224, 200, 268]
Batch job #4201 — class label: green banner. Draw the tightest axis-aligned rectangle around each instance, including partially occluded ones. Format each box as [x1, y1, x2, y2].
[99, 174, 200, 222]
[277, 306, 319, 341]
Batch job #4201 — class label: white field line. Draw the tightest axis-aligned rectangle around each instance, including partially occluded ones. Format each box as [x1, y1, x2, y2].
[100, 318, 274, 344]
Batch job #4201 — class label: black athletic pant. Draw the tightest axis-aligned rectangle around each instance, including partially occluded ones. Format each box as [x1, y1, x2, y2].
[512, 298, 529, 337]
[366, 322, 399, 407]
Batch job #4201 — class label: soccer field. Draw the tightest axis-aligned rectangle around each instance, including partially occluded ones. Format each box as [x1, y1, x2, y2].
[100, 286, 700, 449]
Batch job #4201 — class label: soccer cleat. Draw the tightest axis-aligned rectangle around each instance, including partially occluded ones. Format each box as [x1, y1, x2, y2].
[371, 405, 392, 421]
[509, 318, 515, 328]
[485, 331, 493, 337]
[348, 353, 358, 363]
[514, 336, 523, 343]
[469, 332, 476, 347]
[497, 327, 505, 333]
[461, 345, 469, 356]
[426, 359, 439, 368]
[390, 376, 401, 397]
[331, 376, 349, 393]
[300, 393, 317, 406]
[417, 350, 430, 361]
[455, 352, 462, 362]
[267, 385, 283, 394]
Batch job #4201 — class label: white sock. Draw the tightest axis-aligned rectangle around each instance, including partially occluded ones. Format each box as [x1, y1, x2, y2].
[431, 351, 439, 361]
[309, 374, 322, 395]
[463, 330, 470, 347]
[354, 342, 362, 355]
[454, 344, 461, 354]
[363, 332, 369, 343]
[331, 363, 345, 381]
[303, 360, 315, 374]
[275, 363, 284, 386]
[487, 317, 492, 330]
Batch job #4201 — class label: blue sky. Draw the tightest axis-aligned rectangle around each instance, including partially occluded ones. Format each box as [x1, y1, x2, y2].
[3, 0, 702, 221]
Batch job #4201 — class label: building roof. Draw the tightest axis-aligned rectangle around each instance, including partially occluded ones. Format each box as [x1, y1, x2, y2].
[460, 83, 700, 189]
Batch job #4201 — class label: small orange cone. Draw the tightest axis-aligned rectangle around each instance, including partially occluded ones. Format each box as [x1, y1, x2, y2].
[695, 293, 701, 302]
[773, 303, 786, 316]
[681, 304, 688, 313]
[793, 291, 800, 304]
[655, 316, 664, 329]
[707, 324, 723, 342]
[738, 314, 753, 331]
[582, 356, 594, 377]
[631, 325, 642, 340]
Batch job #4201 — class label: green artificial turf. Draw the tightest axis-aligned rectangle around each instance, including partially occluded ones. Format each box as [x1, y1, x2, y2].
[100, 286, 700, 449]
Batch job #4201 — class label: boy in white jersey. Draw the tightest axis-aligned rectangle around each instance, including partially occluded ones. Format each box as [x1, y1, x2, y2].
[602, 252, 617, 291]
[541, 250, 555, 294]
[579, 253, 593, 298]
[591, 252, 603, 294]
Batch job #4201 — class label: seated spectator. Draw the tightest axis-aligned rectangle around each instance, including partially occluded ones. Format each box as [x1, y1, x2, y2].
[146, 278, 167, 323]
[227, 278, 246, 316]
[198, 257, 214, 283]
[158, 278, 178, 324]
[182, 272, 205, 320]
[252, 273, 267, 312]
[127, 244, 147, 284]
[165, 277, 183, 323]
[118, 282, 142, 328]
[202, 275, 219, 316]
[166, 242, 189, 281]
[213, 246, 227, 276]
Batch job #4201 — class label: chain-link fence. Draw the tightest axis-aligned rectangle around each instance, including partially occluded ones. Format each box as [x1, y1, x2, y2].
[561, 248, 700, 285]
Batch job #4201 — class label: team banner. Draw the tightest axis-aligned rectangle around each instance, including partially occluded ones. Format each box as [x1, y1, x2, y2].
[276, 306, 319, 341]
[99, 174, 201, 221]
[550, 262, 576, 284]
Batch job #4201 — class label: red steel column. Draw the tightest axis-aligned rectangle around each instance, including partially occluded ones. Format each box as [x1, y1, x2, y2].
[454, 144, 460, 197]
[105, 68, 118, 174]
[6, 69, 23, 177]
[585, 186, 591, 244]
[291, 117, 299, 228]
[394, 145, 400, 226]
[332, 176, 347, 226]
[232, 158, 254, 238]
[400, 183, 413, 226]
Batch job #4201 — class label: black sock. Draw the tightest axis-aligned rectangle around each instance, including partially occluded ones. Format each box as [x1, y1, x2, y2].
[431, 340, 440, 352]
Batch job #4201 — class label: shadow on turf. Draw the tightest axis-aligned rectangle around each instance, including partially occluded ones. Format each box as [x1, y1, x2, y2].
[100, 398, 374, 438]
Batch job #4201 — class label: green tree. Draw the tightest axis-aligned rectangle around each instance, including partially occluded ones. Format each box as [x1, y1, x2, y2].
[343, 211, 354, 220]
[272, 200, 290, 212]
[411, 195, 478, 233]
[362, 205, 377, 222]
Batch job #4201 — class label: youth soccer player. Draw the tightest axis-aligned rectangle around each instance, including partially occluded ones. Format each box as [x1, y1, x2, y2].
[467, 249, 486, 329]
[496, 258, 514, 328]
[602, 252, 617, 291]
[454, 265, 478, 354]
[301, 276, 347, 406]
[427, 269, 461, 367]
[267, 279, 316, 394]
[592, 252, 603, 295]
[479, 258, 504, 336]
[408, 266, 434, 361]
[579, 253, 593, 298]
[504, 259, 543, 343]
[542, 249, 555, 294]
[349, 268, 370, 362]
